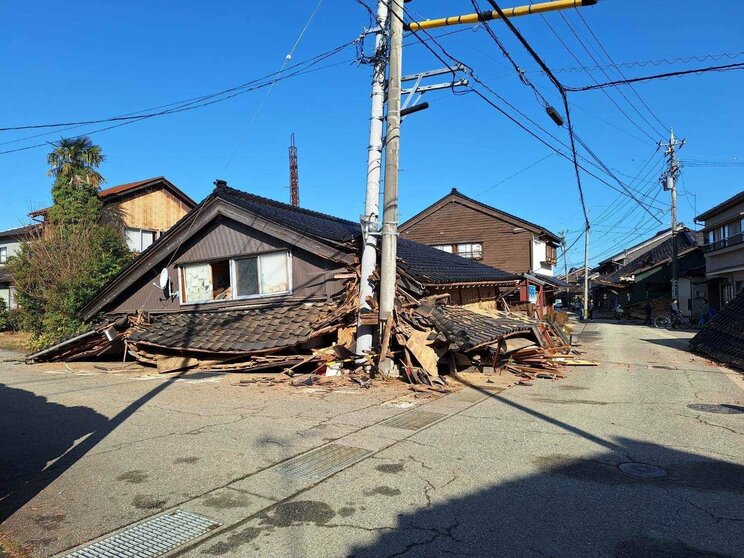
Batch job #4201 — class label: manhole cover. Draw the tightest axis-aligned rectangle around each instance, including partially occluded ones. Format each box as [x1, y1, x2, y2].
[64, 510, 220, 558]
[688, 403, 744, 415]
[618, 462, 667, 478]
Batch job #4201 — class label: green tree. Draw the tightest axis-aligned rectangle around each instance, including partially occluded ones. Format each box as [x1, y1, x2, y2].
[47, 137, 105, 223]
[9, 137, 131, 349]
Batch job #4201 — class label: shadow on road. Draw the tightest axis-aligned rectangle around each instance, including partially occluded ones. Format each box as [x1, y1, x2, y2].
[641, 336, 695, 351]
[346, 379, 744, 557]
[0, 374, 183, 523]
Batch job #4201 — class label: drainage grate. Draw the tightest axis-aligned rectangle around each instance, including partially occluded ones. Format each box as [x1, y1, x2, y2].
[618, 462, 667, 478]
[64, 510, 220, 558]
[381, 410, 445, 431]
[688, 403, 744, 415]
[275, 443, 371, 481]
[449, 389, 486, 402]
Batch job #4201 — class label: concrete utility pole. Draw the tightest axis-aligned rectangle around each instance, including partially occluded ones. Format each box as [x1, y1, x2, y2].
[660, 129, 684, 300]
[379, 0, 404, 323]
[356, 0, 389, 357]
[560, 229, 569, 303]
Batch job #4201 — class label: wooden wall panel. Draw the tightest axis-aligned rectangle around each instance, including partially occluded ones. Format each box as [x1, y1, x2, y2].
[102, 187, 190, 232]
[400, 201, 532, 274]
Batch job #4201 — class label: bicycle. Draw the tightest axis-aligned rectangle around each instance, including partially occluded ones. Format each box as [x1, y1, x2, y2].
[654, 313, 691, 329]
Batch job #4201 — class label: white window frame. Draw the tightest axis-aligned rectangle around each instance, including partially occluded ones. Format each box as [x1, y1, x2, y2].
[431, 244, 453, 253]
[177, 250, 292, 305]
[456, 242, 483, 260]
[0, 247, 6, 264]
[125, 227, 158, 252]
[231, 250, 292, 300]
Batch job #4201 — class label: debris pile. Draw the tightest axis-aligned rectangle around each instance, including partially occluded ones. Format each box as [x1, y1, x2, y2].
[27, 275, 585, 388]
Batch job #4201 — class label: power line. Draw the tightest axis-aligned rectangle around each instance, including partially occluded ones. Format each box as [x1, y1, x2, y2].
[220, 0, 325, 175]
[474, 152, 554, 196]
[0, 40, 351, 134]
[574, 10, 668, 132]
[540, 50, 744, 74]
[540, 13, 661, 142]
[566, 62, 744, 92]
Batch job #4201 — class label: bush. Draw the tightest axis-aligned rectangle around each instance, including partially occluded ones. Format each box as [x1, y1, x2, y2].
[0, 298, 18, 332]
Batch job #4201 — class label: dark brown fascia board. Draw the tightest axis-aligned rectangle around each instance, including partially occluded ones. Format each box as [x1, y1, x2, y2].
[400, 192, 558, 240]
[424, 280, 520, 288]
[81, 197, 354, 320]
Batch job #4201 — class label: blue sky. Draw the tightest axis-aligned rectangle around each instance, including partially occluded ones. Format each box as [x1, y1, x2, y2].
[2, 1, 743, 268]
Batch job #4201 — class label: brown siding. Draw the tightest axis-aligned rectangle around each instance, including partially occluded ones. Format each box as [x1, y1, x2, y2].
[400, 201, 532, 274]
[106, 216, 345, 315]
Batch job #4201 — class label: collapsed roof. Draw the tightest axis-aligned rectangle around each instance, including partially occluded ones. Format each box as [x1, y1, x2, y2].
[689, 291, 744, 371]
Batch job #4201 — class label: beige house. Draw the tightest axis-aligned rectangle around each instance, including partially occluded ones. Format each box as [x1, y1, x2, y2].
[696, 191, 744, 309]
[30, 176, 195, 252]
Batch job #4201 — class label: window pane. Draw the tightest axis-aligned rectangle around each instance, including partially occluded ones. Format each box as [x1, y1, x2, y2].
[235, 257, 259, 297]
[0, 248, 6, 263]
[472, 243, 483, 258]
[125, 228, 140, 251]
[141, 231, 156, 250]
[433, 244, 453, 253]
[260, 252, 289, 294]
[183, 263, 212, 303]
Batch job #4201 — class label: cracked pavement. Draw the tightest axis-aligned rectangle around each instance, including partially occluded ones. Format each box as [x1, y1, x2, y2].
[2, 320, 744, 557]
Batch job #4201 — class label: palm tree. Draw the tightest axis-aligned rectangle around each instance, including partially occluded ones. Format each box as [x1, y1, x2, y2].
[47, 137, 106, 223]
[47, 136, 105, 189]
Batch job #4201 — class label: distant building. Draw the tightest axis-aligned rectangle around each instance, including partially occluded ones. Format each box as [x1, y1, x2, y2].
[0, 225, 37, 309]
[592, 227, 705, 315]
[30, 176, 196, 252]
[0, 177, 195, 310]
[399, 188, 564, 317]
[695, 191, 744, 309]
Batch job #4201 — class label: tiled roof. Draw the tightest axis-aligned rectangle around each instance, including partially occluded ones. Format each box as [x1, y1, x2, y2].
[525, 273, 570, 289]
[397, 238, 520, 285]
[216, 184, 360, 243]
[128, 301, 343, 354]
[602, 230, 702, 284]
[428, 305, 538, 351]
[0, 269, 12, 283]
[0, 224, 37, 239]
[689, 291, 744, 371]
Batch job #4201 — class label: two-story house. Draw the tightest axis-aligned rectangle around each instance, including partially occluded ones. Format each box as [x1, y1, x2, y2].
[0, 177, 195, 310]
[695, 190, 744, 309]
[30, 176, 196, 252]
[399, 188, 564, 316]
[0, 225, 37, 309]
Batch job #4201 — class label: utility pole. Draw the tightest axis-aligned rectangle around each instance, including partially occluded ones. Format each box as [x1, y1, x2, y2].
[356, 0, 389, 358]
[379, 0, 404, 324]
[560, 229, 569, 304]
[289, 133, 299, 207]
[660, 129, 684, 300]
[583, 224, 590, 319]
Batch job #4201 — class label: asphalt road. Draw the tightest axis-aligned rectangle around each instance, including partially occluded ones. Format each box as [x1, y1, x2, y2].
[1, 320, 743, 557]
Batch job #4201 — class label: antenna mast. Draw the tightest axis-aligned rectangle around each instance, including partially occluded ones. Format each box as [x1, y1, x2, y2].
[289, 133, 299, 207]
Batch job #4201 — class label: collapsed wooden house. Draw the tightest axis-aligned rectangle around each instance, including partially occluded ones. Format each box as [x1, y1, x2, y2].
[28, 182, 572, 381]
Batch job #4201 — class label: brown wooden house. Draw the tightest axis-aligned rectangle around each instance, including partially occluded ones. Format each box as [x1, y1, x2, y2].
[399, 188, 564, 316]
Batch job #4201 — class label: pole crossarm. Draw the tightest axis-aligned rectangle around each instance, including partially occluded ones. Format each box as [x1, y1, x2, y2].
[405, 0, 597, 31]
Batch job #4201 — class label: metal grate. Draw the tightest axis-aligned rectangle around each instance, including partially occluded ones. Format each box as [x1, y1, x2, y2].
[449, 389, 486, 402]
[275, 443, 372, 481]
[381, 410, 445, 431]
[64, 510, 220, 558]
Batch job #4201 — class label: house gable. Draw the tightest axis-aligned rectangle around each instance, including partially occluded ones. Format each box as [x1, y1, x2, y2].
[81, 195, 354, 319]
[399, 198, 534, 274]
